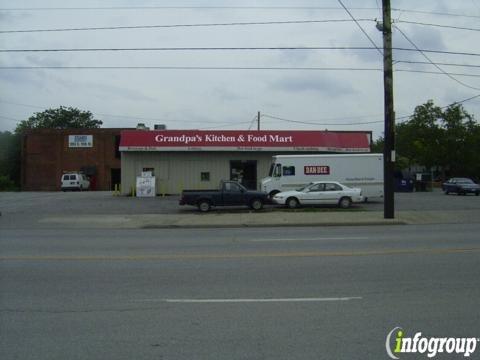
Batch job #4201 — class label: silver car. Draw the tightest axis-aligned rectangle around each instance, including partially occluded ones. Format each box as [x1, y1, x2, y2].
[272, 181, 363, 209]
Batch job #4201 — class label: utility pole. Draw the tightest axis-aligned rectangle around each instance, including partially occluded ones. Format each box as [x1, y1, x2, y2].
[257, 111, 261, 131]
[381, 0, 395, 219]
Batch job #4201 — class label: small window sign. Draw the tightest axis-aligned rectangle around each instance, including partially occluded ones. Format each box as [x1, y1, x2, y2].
[201, 172, 210, 181]
[68, 135, 93, 148]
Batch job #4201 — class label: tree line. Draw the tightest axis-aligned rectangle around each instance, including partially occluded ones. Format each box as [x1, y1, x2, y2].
[371, 100, 480, 181]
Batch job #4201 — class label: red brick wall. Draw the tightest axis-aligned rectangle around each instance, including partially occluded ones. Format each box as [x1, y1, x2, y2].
[22, 129, 124, 191]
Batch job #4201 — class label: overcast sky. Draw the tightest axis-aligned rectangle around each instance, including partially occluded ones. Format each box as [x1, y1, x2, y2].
[0, 0, 479, 138]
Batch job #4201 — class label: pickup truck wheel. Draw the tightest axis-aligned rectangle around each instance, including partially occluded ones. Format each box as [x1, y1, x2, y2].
[286, 197, 299, 209]
[338, 197, 352, 209]
[250, 198, 263, 211]
[197, 200, 211, 212]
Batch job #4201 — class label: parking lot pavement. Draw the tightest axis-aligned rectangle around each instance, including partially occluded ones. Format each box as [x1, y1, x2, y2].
[1, 189, 479, 229]
[1, 188, 479, 215]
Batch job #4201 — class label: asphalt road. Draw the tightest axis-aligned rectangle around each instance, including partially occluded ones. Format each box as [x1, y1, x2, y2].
[1, 225, 479, 359]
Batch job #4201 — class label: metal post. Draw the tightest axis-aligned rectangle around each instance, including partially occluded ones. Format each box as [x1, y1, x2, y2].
[257, 111, 261, 131]
[382, 0, 395, 218]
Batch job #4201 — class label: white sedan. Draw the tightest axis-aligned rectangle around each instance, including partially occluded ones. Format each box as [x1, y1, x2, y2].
[272, 181, 363, 209]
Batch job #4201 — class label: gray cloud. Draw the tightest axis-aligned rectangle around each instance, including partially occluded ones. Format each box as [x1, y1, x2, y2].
[25, 55, 68, 67]
[212, 86, 247, 102]
[270, 75, 354, 97]
[277, 49, 314, 65]
[54, 77, 158, 103]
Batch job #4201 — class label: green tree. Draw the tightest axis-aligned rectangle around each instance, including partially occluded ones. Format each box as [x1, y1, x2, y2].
[395, 100, 480, 180]
[15, 106, 102, 134]
[396, 100, 443, 170]
[0, 131, 21, 189]
[370, 137, 384, 153]
[439, 103, 479, 178]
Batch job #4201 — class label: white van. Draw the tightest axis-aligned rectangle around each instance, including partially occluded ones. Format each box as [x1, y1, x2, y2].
[61, 173, 90, 191]
[261, 154, 384, 201]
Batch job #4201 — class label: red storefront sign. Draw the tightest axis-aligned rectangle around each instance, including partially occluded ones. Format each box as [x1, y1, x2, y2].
[304, 166, 330, 175]
[119, 130, 371, 152]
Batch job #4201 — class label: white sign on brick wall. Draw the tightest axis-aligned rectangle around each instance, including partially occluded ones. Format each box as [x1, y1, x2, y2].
[68, 135, 93, 148]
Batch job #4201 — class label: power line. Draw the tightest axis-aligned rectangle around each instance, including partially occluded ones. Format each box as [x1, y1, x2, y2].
[395, 60, 480, 68]
[262, 93, 480, 127]
[391, 8, 480, 19]
[262, 113, 384, 126]
[444, 93, 480, 108]
[0, 6, 382, 11]
[0, 6, 478, 19]
[0, 99, 235, 125]
[1, 46, 479, 57]
[395, 69, 480, 78]
[394, 25, 480, 91]
[337, 0, 383, 55]
[0, 19, 373, 34]
[0, 46, 378, 52]
[197, 121, 253, 130]
[0, 115, 22, 122]
[397, 20, 480, 32]
[2, 94, 478, 129]
[0, 66, 383, 71]
[247, 115, 259, 131]
[1, 66, 479, 79]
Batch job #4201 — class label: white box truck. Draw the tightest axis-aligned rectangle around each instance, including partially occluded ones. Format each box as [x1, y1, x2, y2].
[261, 153, 384, 201]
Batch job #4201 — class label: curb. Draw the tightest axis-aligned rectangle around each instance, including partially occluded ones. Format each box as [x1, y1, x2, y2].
[141, 221, 407, 229]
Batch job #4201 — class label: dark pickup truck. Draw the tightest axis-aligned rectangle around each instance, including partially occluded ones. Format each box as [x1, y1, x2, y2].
[179, 181, 269, 212]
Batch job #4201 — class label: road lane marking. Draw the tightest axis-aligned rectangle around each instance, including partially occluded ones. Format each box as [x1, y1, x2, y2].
[250, 237, 369, 242]
[1, 247, 479, 261]
[136, 297, 363, 303]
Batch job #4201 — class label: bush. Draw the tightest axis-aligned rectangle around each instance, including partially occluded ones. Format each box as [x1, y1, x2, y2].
[0, 175, 18, 191]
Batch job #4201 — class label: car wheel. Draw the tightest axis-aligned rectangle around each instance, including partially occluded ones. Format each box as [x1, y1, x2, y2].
[250, 198, 264, 211]
[197, 200, 211, 213]
[286, 197, 299, 209]
[338, 197, 352, 209]
[476, 192, 479, 196]
[445, 190, 449, 195]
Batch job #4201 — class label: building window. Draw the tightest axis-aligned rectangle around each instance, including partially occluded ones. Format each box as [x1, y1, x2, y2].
[282, 166, 295, 176]
[201, 172, 210, 182]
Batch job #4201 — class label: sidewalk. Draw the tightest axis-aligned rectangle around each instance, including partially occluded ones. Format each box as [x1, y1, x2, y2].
[34, 209, 480, 229]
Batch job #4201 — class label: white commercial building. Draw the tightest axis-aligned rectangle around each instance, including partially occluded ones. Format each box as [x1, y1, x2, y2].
[119, 129, 372, 195]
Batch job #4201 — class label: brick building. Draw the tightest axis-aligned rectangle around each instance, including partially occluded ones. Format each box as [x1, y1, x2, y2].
[21, 128, 126, 191]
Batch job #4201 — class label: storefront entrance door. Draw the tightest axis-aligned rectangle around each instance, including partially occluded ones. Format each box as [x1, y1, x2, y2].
[230, 160, 257, 190]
